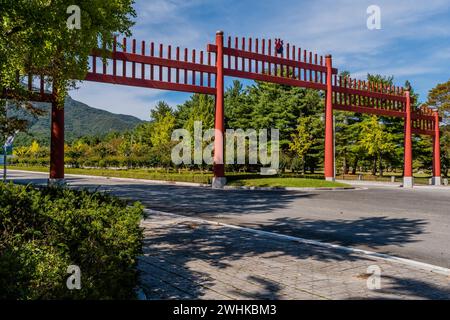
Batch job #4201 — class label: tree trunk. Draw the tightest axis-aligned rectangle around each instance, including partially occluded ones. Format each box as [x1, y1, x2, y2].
[302, 156, 306, 174]
[50, 82, 65, 180]
[352, 157, 358, 175]
[378, 152, 383, 177]
[372, 156, 377, 175]
[343, 151, 349, 174]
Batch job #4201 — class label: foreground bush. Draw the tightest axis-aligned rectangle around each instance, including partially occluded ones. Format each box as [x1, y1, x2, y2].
[0, 183, 143, 299]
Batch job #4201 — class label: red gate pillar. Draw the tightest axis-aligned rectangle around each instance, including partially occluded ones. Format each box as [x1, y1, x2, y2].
[49, 95, 65, 186]
[432, 111, 441, 186]
[212, 30, 226, 188]
[324, 55, 335, 181]
[403, 91, 413, 188]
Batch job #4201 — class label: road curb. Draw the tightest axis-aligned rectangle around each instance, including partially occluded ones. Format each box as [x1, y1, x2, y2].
[144, 208, 450, 277]
[9, 169, 361, 191]
[336, 179, 450, 190]
[9, 169, 211, 188]
[223, 185, 359, 191]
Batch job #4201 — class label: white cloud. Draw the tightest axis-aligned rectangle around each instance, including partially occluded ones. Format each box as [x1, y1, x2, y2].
[131, 0, 206, 46]
[352, 66, 441, 80]
[272, 0, 450, 55]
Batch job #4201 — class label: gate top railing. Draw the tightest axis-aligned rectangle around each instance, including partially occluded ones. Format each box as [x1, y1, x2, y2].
[411, 104, 438, 136]
[1, 73, 52, 103]
[331, 75, 408, 118]
[331, 75, 439, 135]
[208, 36, 338, 91]
[86, 37, 217, 95]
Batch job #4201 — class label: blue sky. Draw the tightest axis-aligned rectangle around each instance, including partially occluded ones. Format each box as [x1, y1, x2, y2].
[70, 0, 450, 120]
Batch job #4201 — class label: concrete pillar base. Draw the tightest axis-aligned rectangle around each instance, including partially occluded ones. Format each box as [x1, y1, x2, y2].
[432, 176, 441, 186]
[48, 178, 66, 188]
[403, 177, 414, 188]
[325, 177, 335, 182]
[212, 177, 227, 189]
[260, 168, 278, 175]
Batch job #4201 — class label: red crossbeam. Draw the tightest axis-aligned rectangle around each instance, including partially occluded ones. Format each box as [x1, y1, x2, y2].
[332, 85, 406, 103]
[207, 44, 337, 74]
[333, 104, 406, 118]
[87, 37, 216, 95]
[224, 68, 327, 91]
[84, 73, 215, 95]
[1, 74, 52, 103]
[412, 128, 435, 136]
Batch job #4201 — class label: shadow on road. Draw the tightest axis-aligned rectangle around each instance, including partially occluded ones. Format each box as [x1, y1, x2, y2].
[78, 182, 312, 216]
[346, 275, 450, 300]
[239, 216, 428, 249]
[139, 216, 443, 300]
[10, 176, 311, 216]
[139, 218, 373, 300]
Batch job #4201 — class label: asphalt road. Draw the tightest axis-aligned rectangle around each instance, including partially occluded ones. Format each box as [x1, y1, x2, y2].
[7, 170, 450, 269]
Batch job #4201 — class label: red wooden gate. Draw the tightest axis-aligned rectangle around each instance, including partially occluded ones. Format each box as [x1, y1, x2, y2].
[7, 31, 442, 187]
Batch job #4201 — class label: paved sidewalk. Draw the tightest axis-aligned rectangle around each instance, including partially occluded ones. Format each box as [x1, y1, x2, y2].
[138, 213, 450, 300]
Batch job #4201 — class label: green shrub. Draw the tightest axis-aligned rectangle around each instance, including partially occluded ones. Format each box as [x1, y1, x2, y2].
[0, 183, 143, 299]
[82, 156, 101, 167]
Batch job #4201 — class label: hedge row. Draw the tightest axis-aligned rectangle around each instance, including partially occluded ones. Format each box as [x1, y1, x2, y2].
[0, 183, 143, 299]
[10, 156, 206, 169]
[10, 156, 157, 168]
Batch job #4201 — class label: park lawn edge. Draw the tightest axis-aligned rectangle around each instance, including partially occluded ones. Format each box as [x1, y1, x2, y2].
[227, 177, 350, 188]
[8, 165, 350, 188]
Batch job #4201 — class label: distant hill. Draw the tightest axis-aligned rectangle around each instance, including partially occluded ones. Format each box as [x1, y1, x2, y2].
[10, 95, 144, 146]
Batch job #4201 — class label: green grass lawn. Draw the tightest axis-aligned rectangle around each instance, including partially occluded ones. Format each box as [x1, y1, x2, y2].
[227, 177, 350, 188]
[9, 165, 351, 188]
[337, 172, 434, 184]
[9, 165, 213, 184]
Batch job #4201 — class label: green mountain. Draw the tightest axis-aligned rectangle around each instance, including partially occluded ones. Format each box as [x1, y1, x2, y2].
[10, 96, 144, 146]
